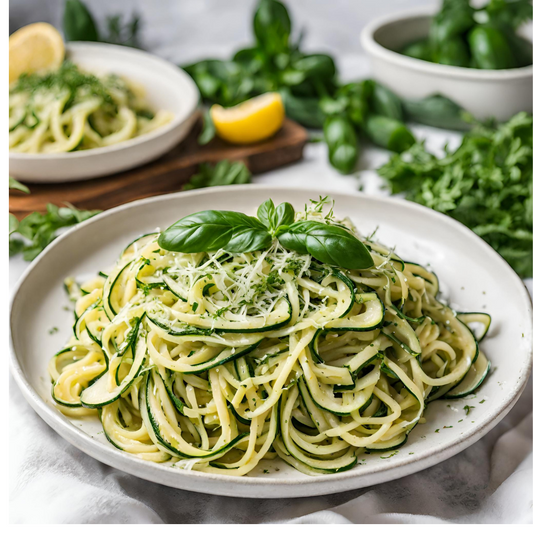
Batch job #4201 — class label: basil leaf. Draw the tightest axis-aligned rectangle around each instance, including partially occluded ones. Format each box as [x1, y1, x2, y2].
[257, 200, 295, 234]
[159, 210, 272, 254]
[278, 220, 373, 270]
[225, 224, 272, 253]
[63, 0, 100, 42]
[257, 199, 275, 229]
[273, 202, 295, 230]
[253, 0, 291, 57]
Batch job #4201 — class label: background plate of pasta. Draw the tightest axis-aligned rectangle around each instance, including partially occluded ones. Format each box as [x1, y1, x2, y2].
[10, 186, 532, 498]
[9, 42, 199, 182]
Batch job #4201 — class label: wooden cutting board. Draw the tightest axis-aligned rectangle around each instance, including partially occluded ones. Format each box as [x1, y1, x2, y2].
[9, 118, 307, 219]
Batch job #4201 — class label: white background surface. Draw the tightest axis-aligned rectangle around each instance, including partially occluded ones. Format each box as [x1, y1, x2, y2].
[9, 0, 533, 524]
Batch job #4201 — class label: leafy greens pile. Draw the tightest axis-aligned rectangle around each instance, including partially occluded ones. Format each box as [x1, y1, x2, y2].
[378, 112, 532, 278]
[401, 0, 532, 69]
[184, 0, 418, 174]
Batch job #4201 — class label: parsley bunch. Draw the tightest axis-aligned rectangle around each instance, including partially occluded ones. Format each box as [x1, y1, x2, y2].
[378, 112, 532, 278]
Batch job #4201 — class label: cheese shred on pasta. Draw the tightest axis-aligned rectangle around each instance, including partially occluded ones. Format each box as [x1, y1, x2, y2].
[49, 203, 491, 476]
[9, 61, 172, 153]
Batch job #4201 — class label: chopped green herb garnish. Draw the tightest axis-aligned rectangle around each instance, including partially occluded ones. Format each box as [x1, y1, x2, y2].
[464, 405, 475, 415]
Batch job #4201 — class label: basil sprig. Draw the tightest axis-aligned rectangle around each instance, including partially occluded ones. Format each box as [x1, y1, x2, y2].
[159, 199, 373, 270]
[257, 199, 295, 234]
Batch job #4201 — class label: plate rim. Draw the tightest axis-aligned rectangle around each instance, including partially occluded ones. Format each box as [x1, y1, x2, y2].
[10, 185, 533, 498]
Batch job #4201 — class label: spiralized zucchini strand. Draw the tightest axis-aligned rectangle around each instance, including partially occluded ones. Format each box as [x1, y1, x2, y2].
[49, 205, 491, 476]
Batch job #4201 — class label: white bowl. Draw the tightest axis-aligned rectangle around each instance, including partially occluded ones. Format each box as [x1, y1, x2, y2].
[361, 8, 533, 121]
[10, 185, 532, 498]
[9, 42, 200, 183]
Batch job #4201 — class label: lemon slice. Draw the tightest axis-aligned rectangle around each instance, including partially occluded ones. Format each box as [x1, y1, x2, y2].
[210, 92, 285, 145]
[9, 23, 65, 84]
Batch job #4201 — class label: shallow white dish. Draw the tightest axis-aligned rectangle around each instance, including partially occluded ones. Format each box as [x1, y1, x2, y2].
[10, 185, 532, 498]
[9, 42, 199, 183]
[361, 8, 533, 121]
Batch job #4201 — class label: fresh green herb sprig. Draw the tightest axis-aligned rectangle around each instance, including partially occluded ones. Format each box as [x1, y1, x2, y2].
[9, 202, 101, 261]
[63, 0, 142, 48]
[401, 0, 532, 69]
[158, 199, 373, 270]
[378, 111, 533, 278]
[184, 160, 251, 190]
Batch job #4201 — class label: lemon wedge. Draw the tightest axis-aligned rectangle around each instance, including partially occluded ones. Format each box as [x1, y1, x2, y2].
[9, 23, 65, 84]
[210, 92, 285, 145]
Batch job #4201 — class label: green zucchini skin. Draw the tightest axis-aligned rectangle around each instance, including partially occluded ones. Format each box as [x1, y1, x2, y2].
[180, 340, 263, 375]
[457, 312, 492, 342]
[444, 351, 491, 399]
[80, 333, 147, 408]
[363, 115, 416, 154]
[209, 298, 292, 334]
[143, 371, 249, 459]
[402, 95, 472, 131]
[120, 233, 158, 258]
[325, 294, 385, 332]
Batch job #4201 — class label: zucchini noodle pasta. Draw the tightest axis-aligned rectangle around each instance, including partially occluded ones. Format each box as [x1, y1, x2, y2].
[49, 201, 491, 476]
[9, 61, 173, 153]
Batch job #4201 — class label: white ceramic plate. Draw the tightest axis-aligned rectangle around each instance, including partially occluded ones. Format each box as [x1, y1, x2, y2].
[10, 186, 532, 498]
[361, 7, 533, 121]
[9, 42, 199, 183]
